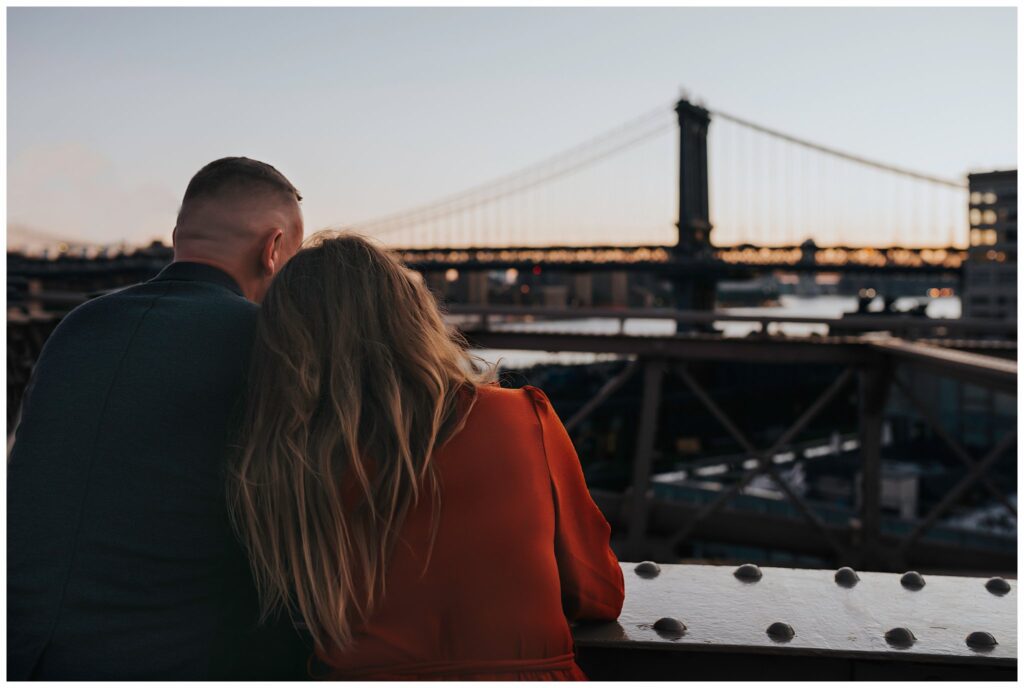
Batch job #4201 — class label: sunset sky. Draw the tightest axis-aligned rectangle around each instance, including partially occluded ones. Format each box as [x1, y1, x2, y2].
[7, 7, 1017, 249]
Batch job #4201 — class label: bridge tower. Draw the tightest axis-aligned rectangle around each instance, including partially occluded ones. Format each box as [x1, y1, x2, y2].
[674, 98, 717, 319]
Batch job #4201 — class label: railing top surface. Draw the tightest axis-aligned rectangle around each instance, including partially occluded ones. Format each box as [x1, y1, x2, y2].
[869, 338, 1018, 378]
[573, 563, 1016, 666]
[460, 326, 1015, 384]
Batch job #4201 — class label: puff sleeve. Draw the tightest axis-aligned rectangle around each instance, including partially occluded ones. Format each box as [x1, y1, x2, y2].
[524, 386, 624, 622]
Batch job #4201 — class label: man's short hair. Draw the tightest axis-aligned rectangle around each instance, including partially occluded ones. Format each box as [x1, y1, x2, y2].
[180, 157, 302, 211]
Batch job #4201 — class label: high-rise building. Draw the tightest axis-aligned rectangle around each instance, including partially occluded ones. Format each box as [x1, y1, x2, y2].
[963, 169, 1017, 320]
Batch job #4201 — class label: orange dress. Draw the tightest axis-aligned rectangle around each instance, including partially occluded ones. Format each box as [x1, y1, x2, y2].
[314, 385, 624, 681]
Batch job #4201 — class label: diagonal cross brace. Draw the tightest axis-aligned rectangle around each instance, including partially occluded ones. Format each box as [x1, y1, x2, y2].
[668, 365, 854, 559]
[900, 429, 1017, 554]
[892, 375, 1016, 517]
[565, 358, 640, 433]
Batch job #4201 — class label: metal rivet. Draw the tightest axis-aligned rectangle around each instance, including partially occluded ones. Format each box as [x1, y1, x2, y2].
[634, 561, 661, 578]
[885, 627, 916, 648]
[652, 617, 686, 638]
[900, 571, 925, 590]
[835, 566, 860, 587]
[966, 631, 998, 650]
[734, 563, 763, 582]
[985, 577, 1011, 596]
[766, 622, 795, 641]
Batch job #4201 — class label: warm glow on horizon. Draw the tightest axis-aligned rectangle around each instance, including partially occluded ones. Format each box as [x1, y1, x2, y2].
[7, 7, 1014, 252]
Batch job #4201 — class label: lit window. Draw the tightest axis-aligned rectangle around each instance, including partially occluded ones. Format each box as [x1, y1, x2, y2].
[970, 209, 982, 225]
[970, 229, 982, 245]
[984, 192, 997, 204]
[983, 210, 997, 224]
[970, 192, 982, 204]
[984, 229, 998, 245]
[445, 268, 459, 282]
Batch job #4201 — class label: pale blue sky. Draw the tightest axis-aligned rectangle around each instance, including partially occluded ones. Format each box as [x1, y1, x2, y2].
[7, 7, 1017, 248]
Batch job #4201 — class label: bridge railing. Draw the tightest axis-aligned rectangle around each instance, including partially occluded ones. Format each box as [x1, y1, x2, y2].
[573, 562, 1015, 680]
[459, 323, 1016, 571]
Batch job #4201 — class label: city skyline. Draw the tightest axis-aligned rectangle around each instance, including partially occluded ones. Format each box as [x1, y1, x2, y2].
[7, 6, 1017, 249]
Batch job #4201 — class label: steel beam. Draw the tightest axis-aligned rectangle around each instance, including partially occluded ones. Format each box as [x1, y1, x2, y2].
[573, 563, 1016, 681]
[625, 359, 666, 559]
[857, 365, 891, 568]
[463, 330, 872, 365]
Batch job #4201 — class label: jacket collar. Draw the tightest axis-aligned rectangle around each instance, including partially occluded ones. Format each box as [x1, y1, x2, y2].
[150, 261, 246, 298]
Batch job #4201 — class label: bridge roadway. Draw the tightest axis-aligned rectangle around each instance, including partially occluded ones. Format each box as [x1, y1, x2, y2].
[573, 562, 1015, 680]
[8, 243, 968, 280]
[405, 256, 965, 276]
[393, 244, 968, 275]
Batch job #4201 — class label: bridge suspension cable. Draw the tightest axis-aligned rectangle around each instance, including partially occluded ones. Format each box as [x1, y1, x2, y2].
[348, 98, 969, 250]
[708, 107, 966, 190]
[708, 107, 967, 248]
[348, 102, 678, 247]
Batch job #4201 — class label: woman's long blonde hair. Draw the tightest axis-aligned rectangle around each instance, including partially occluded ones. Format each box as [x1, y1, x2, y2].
[228, 232, 492, 655]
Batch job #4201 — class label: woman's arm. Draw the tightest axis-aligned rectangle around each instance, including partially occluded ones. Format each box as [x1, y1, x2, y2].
[525, 386, 625, 622]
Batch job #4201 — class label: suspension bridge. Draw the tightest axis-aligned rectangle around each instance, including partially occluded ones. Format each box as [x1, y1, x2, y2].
[8, 94, 973, 308]
[346, 96, 968, 267]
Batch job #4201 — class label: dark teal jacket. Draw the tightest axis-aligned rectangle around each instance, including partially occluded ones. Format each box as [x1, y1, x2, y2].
[7, 262, 309, 680]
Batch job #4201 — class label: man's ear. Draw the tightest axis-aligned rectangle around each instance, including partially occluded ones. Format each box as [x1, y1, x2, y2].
[262, 229, 285, 276]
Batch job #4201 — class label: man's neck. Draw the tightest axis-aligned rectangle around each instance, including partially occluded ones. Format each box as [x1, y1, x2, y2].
[171, 254, 256, 302]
